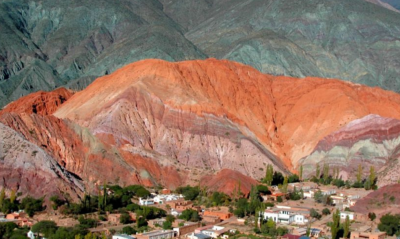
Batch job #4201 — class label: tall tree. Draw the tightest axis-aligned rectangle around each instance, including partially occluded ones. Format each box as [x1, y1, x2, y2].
[306, 223, 311, 237]
[281, 176, 288, 193]
[315, 163, 320, 179]
[0, 188, 5, 208]
[9, 189, 16, 204]
[343, 215, 350, 238]
[357, 165, 362, 184]
[323, 164, 330, 182]
[265, 165, 274, 186]
[369, 166, 376, 186]
[299, 165, 303, 181]
[331, 209, 341, 239]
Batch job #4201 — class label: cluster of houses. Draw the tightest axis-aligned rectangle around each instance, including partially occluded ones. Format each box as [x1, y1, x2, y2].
[0, 211, 33, 227]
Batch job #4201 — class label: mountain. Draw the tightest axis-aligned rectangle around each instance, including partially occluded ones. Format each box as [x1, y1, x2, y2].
[4, 59, 400, 197]
[0, 0, 205, 108]
[381, 0, 400, 10]
[365, 0, 400, 12]
[352, 184, 400, 217]
[300, 115, 400, 182]
[2, 0, 400, 109]
[163, 0, 400, 93]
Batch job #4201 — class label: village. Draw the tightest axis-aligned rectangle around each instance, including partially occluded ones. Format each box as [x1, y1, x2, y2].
[0, 170, 396, 239]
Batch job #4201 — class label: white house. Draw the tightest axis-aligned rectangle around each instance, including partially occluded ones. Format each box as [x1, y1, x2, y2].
[340, 211, 354, 220]
[261, 206, 308, 225]
[153, 194, 183, 204]
[139, 198, 154, 206]
[171, 209, 182, 216]
[195, 225, 230, 239]
[113, 234, 136, 239]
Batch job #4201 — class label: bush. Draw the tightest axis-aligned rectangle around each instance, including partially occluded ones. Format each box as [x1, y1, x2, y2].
[322, 208, 331, 215]
[256, 185, 271, 195]
[179, 209, 200, 222]
[122, 226, 137, 235]
[120, 213, 132, 224]
[378, 214, 400, 236]
[310, 209, 321, 220]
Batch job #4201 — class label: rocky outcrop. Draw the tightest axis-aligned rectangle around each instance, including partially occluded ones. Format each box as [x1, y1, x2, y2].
[0, 88, 73, 116]
[300, 115, 400, 180]
[0, 122, 82, 200]
[200, 169, 258, 196]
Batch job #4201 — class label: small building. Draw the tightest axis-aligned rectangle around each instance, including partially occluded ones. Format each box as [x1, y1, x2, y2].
[194, 225, 229, 238]
[108, 214, 122, 224]
[161, 189, 171, 195]
[167, 200, 194, 211]
[350, 231, 386, 239]
[27, 230, 35, 239]
[139, 198, 155, 206]
[136, 230, 175, 239]
[187, 233, 212, 239]
[171, 209, 182, 217]
[173, 222, 201, 236]
[202, 215, 221, 224]
[113, 234, 136, 239]
[340, 211, 355, 221]
[292, 227, 307, 236]
[148, 218, 166, 228]
[203, 211, 232, 221]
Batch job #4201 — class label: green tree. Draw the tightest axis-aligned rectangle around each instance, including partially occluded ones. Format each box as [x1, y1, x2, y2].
[272, 172, 284, 185]
[368, 212, 376, 221]
[264, 165, 274, 185]
[299, 165, 303, 181]
[310, 208, 321, 220]
[9, 189, 16, 204]
[0, 188, 5, 209]
[343, 215, 350, 238]
[0, 222, 18, 238]
[32, 220, 58, 238]
[378, 214, 400, 236]
[315, 163, 320, 179]
[281, 177, 288, 193]
[256, 185, 270, 195]
[20, 196, 44, 217]
[122, 226, 136, 235]
[306, 224, 311, 237]
[323, 164, 330, 182]
[261, 218, 277, 236]
[179, 209, 200, 222]
[163, 220, 172, 230]
[357, 164, 362, 184]
[120, 213, 132, 224]
[136, 217, 148, 228]
[331, 209, 341, 239]
[322, 208, 331, 215]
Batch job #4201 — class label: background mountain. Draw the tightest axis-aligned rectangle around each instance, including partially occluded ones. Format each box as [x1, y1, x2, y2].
[365, 0, 400, 12]
[381, 0, 400, 10]
[0, 0, 205, 107]
[163, 0, 400, 93]
[2, 0, 400, 108]
[3, 59, 400, 197]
